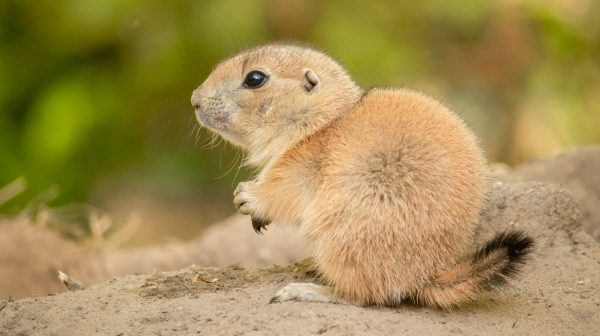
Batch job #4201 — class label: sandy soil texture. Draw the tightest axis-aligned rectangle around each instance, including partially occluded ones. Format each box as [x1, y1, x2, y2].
[495, 147, 600, 240]
[1, 149, 600, 335]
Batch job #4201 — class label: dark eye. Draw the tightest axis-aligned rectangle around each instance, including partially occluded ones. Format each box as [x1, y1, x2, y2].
[243, 70, 268, 88]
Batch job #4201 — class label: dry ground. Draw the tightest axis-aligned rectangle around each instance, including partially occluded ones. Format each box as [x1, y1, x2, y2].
[1, 148, 599, 335]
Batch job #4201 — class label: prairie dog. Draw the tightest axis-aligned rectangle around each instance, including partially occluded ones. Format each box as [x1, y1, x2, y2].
[191, 44, 534, 309]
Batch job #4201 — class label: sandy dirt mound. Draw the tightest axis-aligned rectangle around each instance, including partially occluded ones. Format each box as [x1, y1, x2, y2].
[0, 213, 308, 300]
[2, 181, 598, 336]
[0, 217, 106, 299]
[104, 215, 309, 276]
[494, 146, 600, 240]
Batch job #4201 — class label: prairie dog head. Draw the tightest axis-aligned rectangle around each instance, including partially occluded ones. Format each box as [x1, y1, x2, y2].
[191, 44, 362, 166]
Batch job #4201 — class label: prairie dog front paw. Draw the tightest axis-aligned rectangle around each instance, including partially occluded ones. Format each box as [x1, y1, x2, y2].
[234, 181, 270, 233]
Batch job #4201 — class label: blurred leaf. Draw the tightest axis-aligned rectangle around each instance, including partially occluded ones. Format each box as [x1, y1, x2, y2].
[23, 71, 99, 166]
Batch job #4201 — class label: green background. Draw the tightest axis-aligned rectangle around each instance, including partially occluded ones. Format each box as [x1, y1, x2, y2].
[1, 0, 599, 225]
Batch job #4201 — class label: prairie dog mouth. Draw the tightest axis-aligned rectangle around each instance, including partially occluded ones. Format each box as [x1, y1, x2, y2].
[195, 111, 230, 131]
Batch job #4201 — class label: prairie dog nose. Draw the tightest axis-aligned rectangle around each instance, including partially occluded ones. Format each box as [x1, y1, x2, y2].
[191, 89, 203, 109]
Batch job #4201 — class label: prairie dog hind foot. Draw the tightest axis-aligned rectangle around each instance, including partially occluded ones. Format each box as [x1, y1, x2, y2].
[270, 283, 347, 305]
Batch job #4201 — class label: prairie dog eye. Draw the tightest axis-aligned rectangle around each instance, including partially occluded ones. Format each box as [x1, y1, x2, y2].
[243, 70, 268, 88]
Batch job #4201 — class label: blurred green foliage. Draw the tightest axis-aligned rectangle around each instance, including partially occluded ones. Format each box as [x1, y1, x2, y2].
[1, 0, 599, 212]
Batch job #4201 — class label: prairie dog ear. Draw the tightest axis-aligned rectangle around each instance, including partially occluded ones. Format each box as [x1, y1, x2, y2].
[303, 69, 319, 93]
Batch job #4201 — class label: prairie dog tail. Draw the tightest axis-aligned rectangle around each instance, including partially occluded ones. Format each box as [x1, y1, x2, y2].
[415, 231, 534, 309]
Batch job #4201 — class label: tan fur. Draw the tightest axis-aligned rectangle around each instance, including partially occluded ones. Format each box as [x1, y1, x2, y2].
[191, 44, 530, 309]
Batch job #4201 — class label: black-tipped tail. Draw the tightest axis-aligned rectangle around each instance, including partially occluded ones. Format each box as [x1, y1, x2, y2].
[415, 230, 534, 309]
[473, 230, 535, 289]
